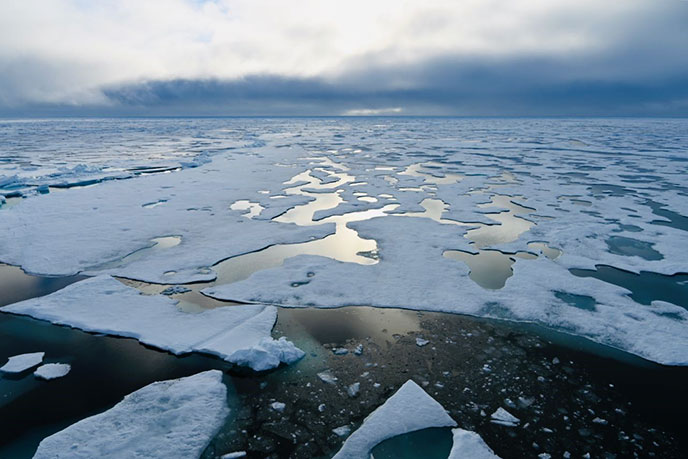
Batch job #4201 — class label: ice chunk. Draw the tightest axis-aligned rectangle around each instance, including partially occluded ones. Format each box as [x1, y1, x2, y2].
[33, 370, 229, 458]
[416, 337, 430, 347]
[270, 401, 286, 412]
[34, 363, 71, 380]
[448, 428, 500, 459]
[221, 453, 247, 459]
[333, 426, 351, 437]
[3, 276, 303, 371]
[347, 382, 360, 398]
[490, 407, 520, 427]
[318, 371, 338, 385]
[0, 352, 44, 373]
[332, 380, 456, 458]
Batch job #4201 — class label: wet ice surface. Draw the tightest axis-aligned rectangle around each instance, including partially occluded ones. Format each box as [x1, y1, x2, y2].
[1, 118, 688, 457]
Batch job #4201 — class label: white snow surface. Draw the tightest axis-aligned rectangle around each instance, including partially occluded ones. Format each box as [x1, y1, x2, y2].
[448, 428, 500, 459]
[332, 379, 456, 459]
[0, 352, 44, 373]
[3, 276, 304, 371]
[33, 370, 229, 459]
[34, 363, 71, 380]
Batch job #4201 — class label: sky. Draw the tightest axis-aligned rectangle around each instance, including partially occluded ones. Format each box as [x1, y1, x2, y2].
[0, 0, 687, 116]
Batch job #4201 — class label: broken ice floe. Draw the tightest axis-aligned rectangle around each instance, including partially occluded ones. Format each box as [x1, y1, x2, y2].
[34, 363, 71, 380]
[33, 370, 228, 458]
[448, 428, 501, 459]
[3, 276, 304, 371]
[490, 407, 520, 427]
[0, 351, 44, 373]
[332, 380, 456, 458]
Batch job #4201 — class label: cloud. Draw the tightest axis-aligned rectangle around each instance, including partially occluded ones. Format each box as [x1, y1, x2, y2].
[0, 0, 687, 115]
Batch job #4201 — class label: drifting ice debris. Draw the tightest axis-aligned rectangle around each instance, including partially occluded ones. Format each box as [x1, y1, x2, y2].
[3, 276, 304, 371]
[416, 337, 430, 347]
[34, 363, 71, 380]
[220, 452, 247, 459]
[332, 380, 456, 458]
[354, 344, 363, 355]
[490, 407, 520, 427]
[160, 285, 191, 295]
[333, 348, 349, 355]
[33, 370, 229, 459]
[318, 403, 326, 412]
[332, 426, 351, 437]
[270, 402, 286, 412]
[448, 428, 501, 459]
[317, 371, 338, 385]
[347, 382, 360, 398]
[0, 352, 44, 373]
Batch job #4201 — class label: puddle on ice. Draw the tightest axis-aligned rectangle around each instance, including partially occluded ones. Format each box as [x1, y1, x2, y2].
[605, 236, 663, 261]
[570, 265, 688, 310]
[399, 162, 463, 185]
[443, 249, 536, 289]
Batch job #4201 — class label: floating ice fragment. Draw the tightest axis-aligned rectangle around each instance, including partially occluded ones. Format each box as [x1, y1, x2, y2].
[332, 380, 456, 459]
[347, 382, 360, 398]
[3, 276, 303, 371]
[354, 344, 363, 355]
[448, 428, 500, 459]
[270, 402, 286, 412]
[317, 371, 338, 385]
[35, 363, 71, 380]
[490, 407, 520, 427]
[318, 403, 326, 412]
[592, 417, 608, 425]
[333, 426, 351, 437]
[220, 452, 247, 459]
[416, 337, 429, 347]
[333, 348, 349, 355]
[0, 352, 44, 373]
[33, 370, 228, 459]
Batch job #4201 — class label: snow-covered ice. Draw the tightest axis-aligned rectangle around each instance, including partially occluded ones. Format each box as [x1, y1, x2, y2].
[448, 428, 500, 459]
[332, 380, 456, 458]
[33, 370, 229, 458]
[3, 276, 304, 371]
[0, 352, 44, 373]
[34, 363, 71, 380]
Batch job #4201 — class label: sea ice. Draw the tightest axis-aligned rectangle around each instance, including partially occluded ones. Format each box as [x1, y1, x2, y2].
[0, 351, 44, 373]
[448, 428, 501, 459]
[33, 370, 229, 458]
[3, 276, 303, 371]
[34, 363, 71, 380]
[332, 380, 456, 458]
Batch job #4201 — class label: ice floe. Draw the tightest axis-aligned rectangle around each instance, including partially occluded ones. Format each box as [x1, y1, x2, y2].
[448, 428, 501, 458]
[34, 363, 71, 380]
[3, 276, 304, 371]
[332, 380, 456, 458]
[33, 370, 228, 458]
[0, 351, 44, 373]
